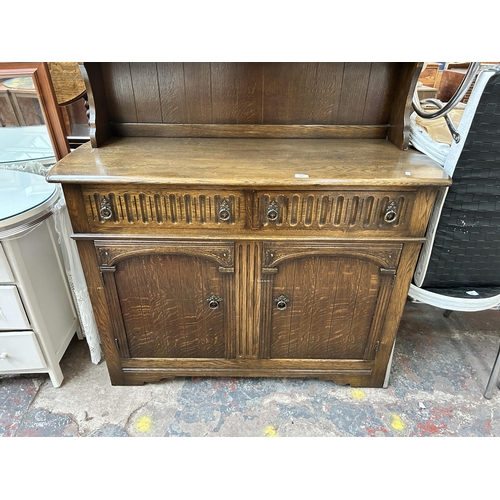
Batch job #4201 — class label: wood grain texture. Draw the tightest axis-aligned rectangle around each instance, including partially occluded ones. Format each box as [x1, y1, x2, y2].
[80, 63, 111, 148]
[337, 62, 371, 125]
[103, 63, 137, 123]
[369, 242, 423, 386]
[266, 245, 400, 360]
[82, 186, 245, 231]
[363, 62, 398, 124]
[47, 62, 86, 105]
[48, 137, 450, 187]
[387, 62, 422, 150]
[75, 239, 124, 384]
[120, 357, 375, 387]
[111, 123, 389, 139]
[50, 61, 446, 387]
[129, 63, 163, 123]
[235, 241, 262, 359]
[253, 190, 417, 235]
[101, 250, 232, 359]
[81, 62, 417, 147]
[120, 361, 375, 386]
[157, 63, 187, 123]
[78, 185, 424, 237]
[61, 184, 91, 233]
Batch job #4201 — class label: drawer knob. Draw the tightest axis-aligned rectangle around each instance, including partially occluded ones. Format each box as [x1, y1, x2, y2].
[275, 294, 290, 311]
[207, 294, 222, 310]
[218, 199, 231, 222]
[0, 352, 8, 360]
[383, 201, 398, 224]
[100, 197, 113, 221]
[267, 200, 279, 222]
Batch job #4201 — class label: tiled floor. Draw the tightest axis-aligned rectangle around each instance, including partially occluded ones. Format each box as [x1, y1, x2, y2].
[1, 300, 500, 437]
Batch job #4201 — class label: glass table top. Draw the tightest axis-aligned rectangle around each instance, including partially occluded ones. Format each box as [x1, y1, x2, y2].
[0, 125, 55, 164]
[0, 170, 56, 222]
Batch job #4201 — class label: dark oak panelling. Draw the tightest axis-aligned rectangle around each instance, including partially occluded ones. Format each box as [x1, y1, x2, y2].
[96, 242, 235, 360]
[101, 62, 137, 123]
[130, 63, 163, 123]
[90, 62, 412, 129]
[111, 123, 389, 140]
[268, 256, 382, 359]
[235, 241, 262, 359]
[51, 61, 447, 387]
[157, 63, 187, 123]
[113, 254, 227, 358]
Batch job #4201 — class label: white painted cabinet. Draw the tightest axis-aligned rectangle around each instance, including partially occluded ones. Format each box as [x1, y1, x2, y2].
[0, 170, 81, 386]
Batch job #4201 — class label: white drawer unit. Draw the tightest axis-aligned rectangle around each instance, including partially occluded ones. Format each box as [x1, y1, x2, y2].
[0, 171, 81, 387]
[0, 244, 14, 283]
[0, 331, 46, 371]
[0, 285, 31, 330]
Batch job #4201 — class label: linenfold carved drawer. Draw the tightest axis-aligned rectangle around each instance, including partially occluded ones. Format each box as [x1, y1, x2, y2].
[82, 186, 245, 232]
[82, 185, 418, 237]
[252, 190, 417, 235]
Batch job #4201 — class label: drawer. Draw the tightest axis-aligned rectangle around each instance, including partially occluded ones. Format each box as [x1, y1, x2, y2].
[0, 285, 30, 330]
[81, 186, 246, 233]
[251, 190, 418, 235]
[0, 331, 46, 371]
[0, 244, 14, 283]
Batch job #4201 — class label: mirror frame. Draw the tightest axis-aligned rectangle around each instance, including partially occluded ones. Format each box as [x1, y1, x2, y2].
[0, 62, 70, 161]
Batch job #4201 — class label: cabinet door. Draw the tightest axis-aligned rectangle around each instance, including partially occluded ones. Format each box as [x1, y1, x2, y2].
[260, 242, 402, 361]
[96, 241, 235, 359]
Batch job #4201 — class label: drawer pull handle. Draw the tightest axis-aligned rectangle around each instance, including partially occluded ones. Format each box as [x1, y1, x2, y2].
[275, 294, 290, 311]
[218, 199, 231, 222]
[267, 200, 279, 222]
[100, 197, 113, 221]
[0, 352, 8, 360]
[207, 295, 222, 310]
[383, 201, 398, 224]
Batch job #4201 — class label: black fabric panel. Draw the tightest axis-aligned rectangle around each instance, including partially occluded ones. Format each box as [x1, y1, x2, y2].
[422, 71, 500, 288]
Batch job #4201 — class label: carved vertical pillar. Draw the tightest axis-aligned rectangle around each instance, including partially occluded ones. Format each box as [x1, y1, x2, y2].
[235, 241, 262, 359]
[99, 265, 131, 358]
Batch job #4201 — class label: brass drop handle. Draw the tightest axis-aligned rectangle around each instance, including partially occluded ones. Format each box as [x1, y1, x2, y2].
[383, 201, 398, 224]
[100, 197, 113, 220]
[267, 200, 279, 222]
[275, 294, 290, 311]
[219, 199, 231, 222]
[207, 295, 222, 310]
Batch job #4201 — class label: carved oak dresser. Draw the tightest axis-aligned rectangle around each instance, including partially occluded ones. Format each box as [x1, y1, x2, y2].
[47, 63, 450, 386]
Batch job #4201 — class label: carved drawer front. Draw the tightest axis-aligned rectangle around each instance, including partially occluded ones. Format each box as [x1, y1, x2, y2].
[82, 186, 245, 233]
[252, 190, 417, 235]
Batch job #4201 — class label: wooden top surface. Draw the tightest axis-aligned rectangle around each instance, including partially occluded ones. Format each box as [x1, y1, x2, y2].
[47, 137, 450, 187]
[47, 62, 86, 105]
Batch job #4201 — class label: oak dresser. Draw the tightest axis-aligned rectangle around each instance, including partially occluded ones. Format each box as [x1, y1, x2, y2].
[47, 63, 450, 386]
